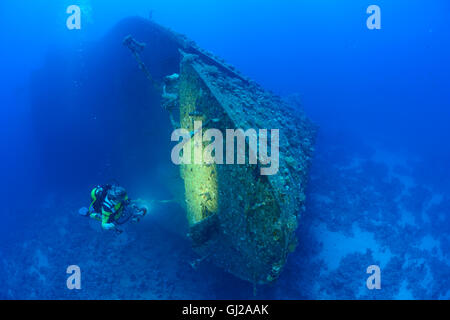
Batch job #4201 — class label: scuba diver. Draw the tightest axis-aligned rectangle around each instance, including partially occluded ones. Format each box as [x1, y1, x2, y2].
[79, 184, 147, 233]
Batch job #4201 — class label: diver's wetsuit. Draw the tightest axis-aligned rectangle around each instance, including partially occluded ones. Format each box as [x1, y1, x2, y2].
[89, 185, 128, 230]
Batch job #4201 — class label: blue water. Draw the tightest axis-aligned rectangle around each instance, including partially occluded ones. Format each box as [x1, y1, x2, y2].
[1, 0, 449, 299]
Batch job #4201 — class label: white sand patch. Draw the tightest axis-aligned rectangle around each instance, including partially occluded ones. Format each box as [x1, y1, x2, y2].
[314, 222, 392, 272]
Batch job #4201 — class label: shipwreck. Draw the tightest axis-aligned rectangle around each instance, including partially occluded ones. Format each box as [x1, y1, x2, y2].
[123, 18, 316, 285]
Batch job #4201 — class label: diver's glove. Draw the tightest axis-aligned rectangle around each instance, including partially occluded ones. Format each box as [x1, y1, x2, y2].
[90, 213, 101, 220]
